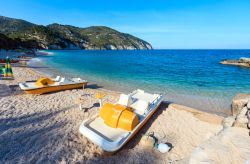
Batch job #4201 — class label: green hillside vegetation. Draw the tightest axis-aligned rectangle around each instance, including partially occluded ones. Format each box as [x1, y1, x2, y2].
[0, 33, 39, 50]
[8, 25, 73, 49]
[0, 16, 152, 50]
[0, 16, 35, 33]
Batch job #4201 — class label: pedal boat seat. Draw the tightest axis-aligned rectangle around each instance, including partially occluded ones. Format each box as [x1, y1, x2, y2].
[35, 77, 55, 87]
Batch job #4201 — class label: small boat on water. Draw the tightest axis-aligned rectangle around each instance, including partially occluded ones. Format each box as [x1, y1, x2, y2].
[19, 76, 88, 94]
[79, 89, 163, 153]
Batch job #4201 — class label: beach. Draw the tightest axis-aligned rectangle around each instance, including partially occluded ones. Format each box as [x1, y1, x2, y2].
[1, 1, 250, 163]
[2, 66, 249, 163]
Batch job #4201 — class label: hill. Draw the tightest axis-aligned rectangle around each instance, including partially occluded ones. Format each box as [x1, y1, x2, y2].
[0, 16, 152, 50]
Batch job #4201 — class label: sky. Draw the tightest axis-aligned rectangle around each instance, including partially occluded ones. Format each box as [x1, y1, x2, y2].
[0, 0, 250, 49]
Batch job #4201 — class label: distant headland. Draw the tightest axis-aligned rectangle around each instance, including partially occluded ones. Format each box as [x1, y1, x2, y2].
[0, 16, 152, 50]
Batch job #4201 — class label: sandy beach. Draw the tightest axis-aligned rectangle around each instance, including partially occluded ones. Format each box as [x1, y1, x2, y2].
[1, 66, 250, 163]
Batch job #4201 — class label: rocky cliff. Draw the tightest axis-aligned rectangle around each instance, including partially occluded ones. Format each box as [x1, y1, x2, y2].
[0, 16, 153, 50]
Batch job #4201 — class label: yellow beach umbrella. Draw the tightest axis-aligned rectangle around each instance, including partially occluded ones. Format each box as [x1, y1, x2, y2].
[4, 57, 13, 77]
[0, 65, 4, 75]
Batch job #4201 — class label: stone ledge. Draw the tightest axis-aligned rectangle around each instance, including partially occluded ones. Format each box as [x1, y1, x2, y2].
[232, 93, 250, 116]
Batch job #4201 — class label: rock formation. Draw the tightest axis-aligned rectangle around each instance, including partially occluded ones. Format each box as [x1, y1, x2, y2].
[232, 93, 250, 115]
[190, 93, 250, 163]
[220, 57, 250, 67]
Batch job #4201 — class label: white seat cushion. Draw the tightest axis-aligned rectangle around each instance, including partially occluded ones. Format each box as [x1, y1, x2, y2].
[118, 94, 133, 106]
[59, 77, 65, 82]
[55, 76, 61, 81]
[19, 83, 28, 89]
[130, 100, 149, 115]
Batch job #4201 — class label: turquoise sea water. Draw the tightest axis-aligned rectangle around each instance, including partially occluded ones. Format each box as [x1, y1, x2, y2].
[29, 50, 250, 115]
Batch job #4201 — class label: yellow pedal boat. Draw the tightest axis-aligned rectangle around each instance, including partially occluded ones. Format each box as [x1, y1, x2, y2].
[79, 89, 163, 153]
[19, 76, 88, 94]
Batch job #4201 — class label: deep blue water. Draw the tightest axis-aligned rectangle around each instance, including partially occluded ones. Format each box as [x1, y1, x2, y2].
[30, 50, 250, 114]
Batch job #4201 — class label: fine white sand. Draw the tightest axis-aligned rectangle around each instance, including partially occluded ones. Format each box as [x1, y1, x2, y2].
[0, 67, 224, 163]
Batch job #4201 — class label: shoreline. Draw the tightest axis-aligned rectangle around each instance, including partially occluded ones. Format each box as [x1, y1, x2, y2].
[27, 63, 124, 96]
[27, 55, 231, 116]
[29, 65, 230, 116]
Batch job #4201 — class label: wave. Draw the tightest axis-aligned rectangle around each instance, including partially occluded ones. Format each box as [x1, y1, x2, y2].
[27, 58, 44, 66]
[29, 58, 42, 62]
[37, 50, 54, 55]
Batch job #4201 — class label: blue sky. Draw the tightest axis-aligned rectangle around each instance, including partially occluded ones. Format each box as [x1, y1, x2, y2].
[0, 0, 250, 49]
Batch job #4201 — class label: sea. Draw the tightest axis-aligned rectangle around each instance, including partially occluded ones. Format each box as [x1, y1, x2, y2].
[28, 50, 250, 115]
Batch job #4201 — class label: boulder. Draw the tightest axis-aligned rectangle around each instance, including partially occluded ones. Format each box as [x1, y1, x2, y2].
[240, 57, 250, 63]
[190, 127, 250, 163]
[233, 122, 248, 129]
[236, 116, 249, 124]
[237, 107, 248, 118]
[222, 116, 235, 128]
[233, 106, 249, 129]
[248, 110, 250, 129]
[247, 100, 250, 109]
[234, 114, 248, 129]
[232, 94, 250, 116]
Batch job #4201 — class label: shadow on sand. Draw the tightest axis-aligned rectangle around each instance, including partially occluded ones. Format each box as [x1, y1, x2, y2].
[121, 101, 172, 150]
[0, 84, 12, 97]
[0, 105, 77, 162]
[9, 84, 24, 95]
[86, 83, 103, 89]
[0, 104, 76, 133]
[81, 102, 100, 112]
[0, 84, 24, 97]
